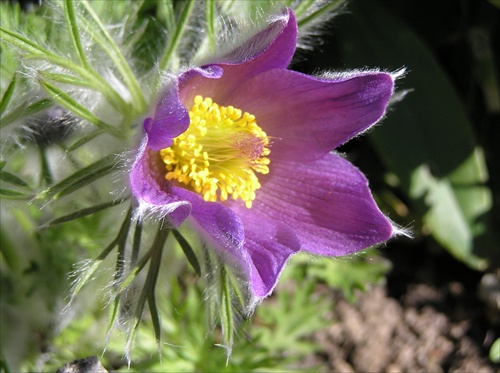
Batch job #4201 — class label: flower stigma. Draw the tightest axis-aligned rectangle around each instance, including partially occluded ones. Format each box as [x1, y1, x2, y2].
[159, 95, 270, 208]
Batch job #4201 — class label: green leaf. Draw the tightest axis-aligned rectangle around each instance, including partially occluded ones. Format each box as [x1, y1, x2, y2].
[172, 229, 201, 276]
[117, 237, 156, 295]
[203, 247, 218, 330]
[123, 2, 164, 74]
[297, 0, 345, 29]
[64, 0, 91, 69]
[227, 270, 246, 312]
[1, 26, 129, 115]
[126, 225, 169, 361]
[148, 293, 162, 352]
[306, 253, 391, 302]
[0, 73, 16, 114]
[218, 265, 234, 360]
[156, 0, 195, 80]
[39, 71, 94, 88]
[131, 220, 143, 265]
[0, 26, 55, 59]
[40, 197, 129, 229]
[0, 225, 22, 272]
[37, 154, 116, 200]
[0, 188, 31, 200]
[68, 208, 132, 305]
[158, 0, 176, 31]
[39, 80, 121, 137]
[333, 0, 493, 269]
[70, 259, 102, 298]
[1, 98, 53, 128]
[256, 260, 333, 356]
[205, 0, 216, 52]
[411, 165, 488, 269]
[65, 129, 104, 151]
[0, 170, 30, 188]
[293, 0, 317, 17]
[79, 0, 147, 113]
[105, 295, 121, 345]
[490, 338, 500, 363]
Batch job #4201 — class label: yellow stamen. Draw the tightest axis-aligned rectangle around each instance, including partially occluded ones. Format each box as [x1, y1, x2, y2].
[159, 95, 270, 208]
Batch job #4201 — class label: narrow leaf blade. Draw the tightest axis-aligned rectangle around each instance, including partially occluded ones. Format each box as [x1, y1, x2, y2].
[173, 229, 201, 276]
[40, 80, 121, 137]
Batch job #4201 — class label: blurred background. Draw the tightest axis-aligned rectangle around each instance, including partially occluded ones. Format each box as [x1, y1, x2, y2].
[1, 0, 499, 371]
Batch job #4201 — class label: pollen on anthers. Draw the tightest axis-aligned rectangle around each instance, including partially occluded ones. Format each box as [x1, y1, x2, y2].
[159, 95, 271, 208]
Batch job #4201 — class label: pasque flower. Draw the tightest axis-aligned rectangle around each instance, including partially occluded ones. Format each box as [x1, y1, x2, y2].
[130, 8, 396, 299]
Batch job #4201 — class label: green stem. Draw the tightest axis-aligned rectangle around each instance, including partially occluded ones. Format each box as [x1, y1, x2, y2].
[81, 0, 147, 113]
[131, 220, 143, 266]
[155, 0, 195, 91]
[64, 0, 91, 69]
[40, 80, 122, 138]
[206, 0, 216, 52]
[0, 73, 16, 115]
[0, 27, 129, 113]
[42, 197, 129, 229]
[297, 0, 345, 28]
[126, 223, 170, 354]
[219, 264, 234, 358]
[39, 147, 53, 186]
[114, 207, 133, 283]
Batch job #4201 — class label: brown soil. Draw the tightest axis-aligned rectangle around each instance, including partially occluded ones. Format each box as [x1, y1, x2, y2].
[313, 244, 500, 373]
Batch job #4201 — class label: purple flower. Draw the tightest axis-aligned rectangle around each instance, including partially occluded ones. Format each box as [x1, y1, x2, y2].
[130, 9, 396, 299]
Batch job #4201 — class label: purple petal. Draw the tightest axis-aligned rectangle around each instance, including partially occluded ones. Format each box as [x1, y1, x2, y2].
[143, 80, 190, 151]
[228, 70, 394, 162]
[229, 204, 301, 298]
[178, 9, 298, 106]
[214, 8, 297, 70]
[172, 187, 253, 273]
[129, 139, 191, 225]
[175, 186, 300, 298]
[252, 153, 394, 256]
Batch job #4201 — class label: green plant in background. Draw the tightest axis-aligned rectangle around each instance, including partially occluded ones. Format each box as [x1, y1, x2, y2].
[40, 254, 340, 372]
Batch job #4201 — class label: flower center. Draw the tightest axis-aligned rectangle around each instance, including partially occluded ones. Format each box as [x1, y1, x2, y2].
[159, 95, 270, 208]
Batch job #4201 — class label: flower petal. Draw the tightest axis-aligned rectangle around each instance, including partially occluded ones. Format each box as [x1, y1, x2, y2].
[143, 80, 190, 151]
[179, 9, 298, 105]
[228, 70, 394, 161]
[129, 139, 191, 225]
[214, 8, 297, 71]
[252, 153, 394, 256]
[175, 187, 300, 298]
[229, 204, 301, 298]
[172, 187, 252, 272]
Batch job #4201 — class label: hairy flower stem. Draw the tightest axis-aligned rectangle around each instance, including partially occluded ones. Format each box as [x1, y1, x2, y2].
[39, 147, 53, 186]
[125, 223, 170, 361]
[114, 207, 133, 283]
[130, 220, 143, 266]
[219, 264, 234, 359]
[80, 0, 147, 113]
[154, 0, 195, 92]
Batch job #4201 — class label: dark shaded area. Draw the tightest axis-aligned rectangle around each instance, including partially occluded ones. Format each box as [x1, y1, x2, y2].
[57, 356, 108, 373]
[304, 0, 500, 266]
[7, 0, 41, 12]
[296, 0, 500, 370]
[21, 106, 76, 148]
